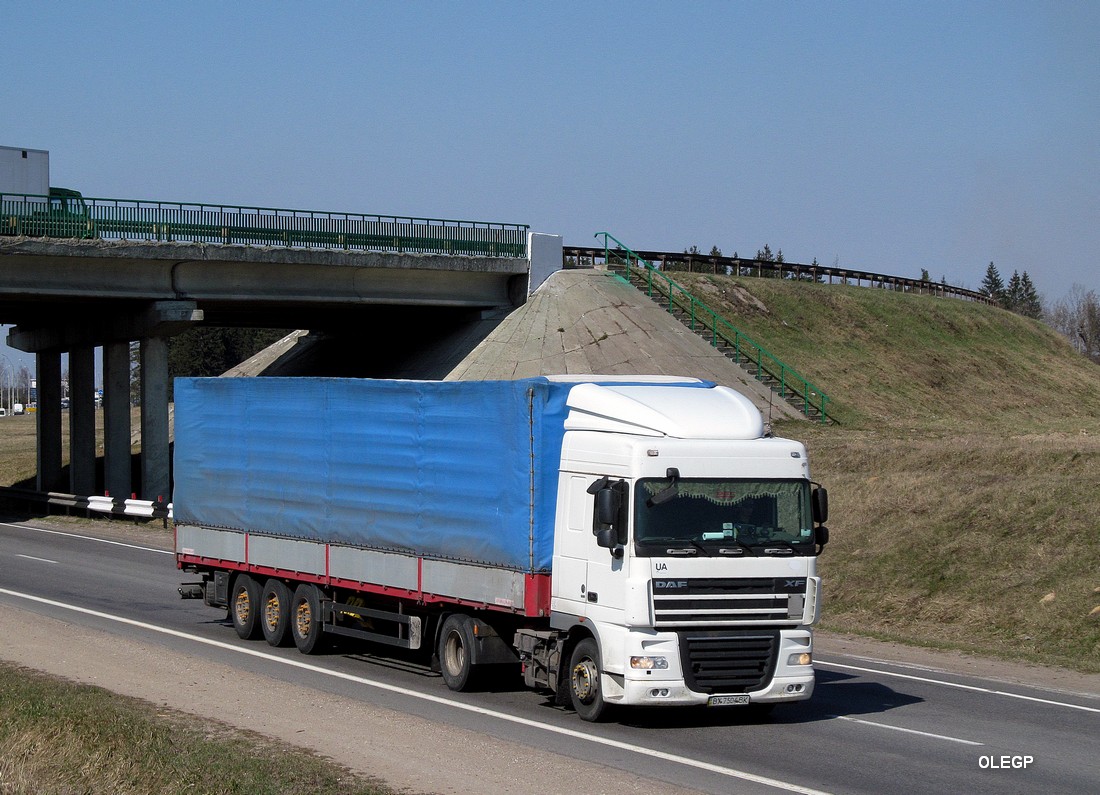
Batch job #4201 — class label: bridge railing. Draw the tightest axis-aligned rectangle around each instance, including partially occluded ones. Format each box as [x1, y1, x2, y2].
[595, 232, 830, 423]
[0, 193, 530, 258]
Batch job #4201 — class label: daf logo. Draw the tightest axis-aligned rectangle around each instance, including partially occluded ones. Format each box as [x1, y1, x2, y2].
[654, 580, 689, 589]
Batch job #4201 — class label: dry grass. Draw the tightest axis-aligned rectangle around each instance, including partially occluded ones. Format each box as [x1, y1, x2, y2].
[797, 427, 1100, 671]
[0, 414, 40, 487]
[0, 663, 396, 795]
[672, 273, 1100, 432]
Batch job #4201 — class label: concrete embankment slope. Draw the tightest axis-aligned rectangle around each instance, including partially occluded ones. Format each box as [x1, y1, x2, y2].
[446, 268, 803, 421]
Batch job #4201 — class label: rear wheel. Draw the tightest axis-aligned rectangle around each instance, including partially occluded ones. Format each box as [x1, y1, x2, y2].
[438, 614, 476, 691]
[230, 574, 262, 640]
[290, 583, 327, 654]
[569, 638, 611, 722]
[260, 579, 292, 647]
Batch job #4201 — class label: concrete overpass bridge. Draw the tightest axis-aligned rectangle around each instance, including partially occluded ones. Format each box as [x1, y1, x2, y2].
[0, 195, 560, 506]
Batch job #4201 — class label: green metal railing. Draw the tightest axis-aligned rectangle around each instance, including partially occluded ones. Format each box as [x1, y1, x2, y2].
[596, 232, 830, 423]
[0, 193, 529, 258]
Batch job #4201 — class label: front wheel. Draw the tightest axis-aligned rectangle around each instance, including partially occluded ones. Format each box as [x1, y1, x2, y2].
[568, 638, 611, 722]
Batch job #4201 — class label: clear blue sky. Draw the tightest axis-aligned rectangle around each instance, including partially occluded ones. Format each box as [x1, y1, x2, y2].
[2, 1, 1098, 375]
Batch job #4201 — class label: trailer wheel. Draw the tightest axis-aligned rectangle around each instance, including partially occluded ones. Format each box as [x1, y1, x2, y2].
[569, 638, 611, 722]
[290, 583, 326, 654]
[230, 574, 262, 640]
[438, 614, 477, 691]
[260, 579, 292, 647]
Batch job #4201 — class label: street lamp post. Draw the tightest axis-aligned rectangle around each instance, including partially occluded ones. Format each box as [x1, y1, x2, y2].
[0, 353, 12, 415]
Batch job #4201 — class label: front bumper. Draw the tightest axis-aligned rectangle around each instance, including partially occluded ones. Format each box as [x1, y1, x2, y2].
[608, 628, 815, 708]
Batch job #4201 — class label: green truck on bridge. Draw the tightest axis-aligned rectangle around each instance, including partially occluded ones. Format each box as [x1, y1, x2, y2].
[2, 144, 528, 256]
[0, 145, 93, 238]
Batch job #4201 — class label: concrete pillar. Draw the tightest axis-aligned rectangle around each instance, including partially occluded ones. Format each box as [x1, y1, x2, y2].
[527, 232, 564, 295]
[68, 346, 96, 496]
[35, 351, 64, 492]
[103, 340, 131, 499]
[139, 336, 170, 503]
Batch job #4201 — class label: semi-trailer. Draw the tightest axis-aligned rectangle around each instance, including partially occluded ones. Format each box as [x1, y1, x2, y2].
[175, 375, 829, 721]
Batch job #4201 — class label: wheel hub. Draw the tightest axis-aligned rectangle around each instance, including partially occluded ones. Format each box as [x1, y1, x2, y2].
[571, 659, 598, 704]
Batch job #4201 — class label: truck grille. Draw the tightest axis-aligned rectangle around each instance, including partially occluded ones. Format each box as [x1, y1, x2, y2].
[652, 577, 806, 628]
[679, 630, 780, 694]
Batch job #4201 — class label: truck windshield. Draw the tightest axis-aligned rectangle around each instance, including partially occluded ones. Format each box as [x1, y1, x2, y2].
[633, 478, 814, 555]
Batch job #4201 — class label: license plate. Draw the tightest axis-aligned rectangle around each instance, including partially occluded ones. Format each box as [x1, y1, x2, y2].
[707, 695, 750, 707]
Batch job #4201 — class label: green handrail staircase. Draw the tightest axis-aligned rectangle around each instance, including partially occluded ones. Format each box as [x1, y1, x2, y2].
[595, 232, 831, 423]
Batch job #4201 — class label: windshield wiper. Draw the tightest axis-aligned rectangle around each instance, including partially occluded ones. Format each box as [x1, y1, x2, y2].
[718, 540, 757, 556]
[762, 540, 801, 556]
[641, 536, 711, 556]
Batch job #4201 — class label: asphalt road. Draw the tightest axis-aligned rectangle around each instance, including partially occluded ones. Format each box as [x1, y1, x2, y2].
[1, 518, 1097, 795]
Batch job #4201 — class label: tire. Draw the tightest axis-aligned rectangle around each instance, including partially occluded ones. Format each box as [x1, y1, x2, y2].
[260, 579, 292, 647]
[568, 638, 611, 722]
[438, 614, 476, 691]
[290, 583, 327, 654]
[230, 574, 262, 640]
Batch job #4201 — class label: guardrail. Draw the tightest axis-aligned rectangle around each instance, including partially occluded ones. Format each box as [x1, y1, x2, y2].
[0, 193, 530, 258]
[594, 232, 830, 423]
[565, 244, 994, 305]
[0, 485, 171, 526]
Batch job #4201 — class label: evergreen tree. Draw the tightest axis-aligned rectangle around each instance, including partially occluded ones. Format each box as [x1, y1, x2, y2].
[1005, 270, 1023, 311]
[755, 244, 781, 278]
[1018, 271, 1043, 319]
[981, 262, 1005, 303]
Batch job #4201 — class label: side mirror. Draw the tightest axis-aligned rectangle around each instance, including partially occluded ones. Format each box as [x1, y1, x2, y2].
[595, 527, 623, 557]
[596, 486, 620, 527]
[593, 480, 628, 554]
[812, 486, 829, 525]
[815, 525, 830, 547]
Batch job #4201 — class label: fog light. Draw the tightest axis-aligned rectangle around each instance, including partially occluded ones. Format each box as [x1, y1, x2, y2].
[648, 688, 670, 698]
[631, 656, 669, 670]
[787, 652, 812, 666]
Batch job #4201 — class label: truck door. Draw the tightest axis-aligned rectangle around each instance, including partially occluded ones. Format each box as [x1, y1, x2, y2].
[584, 479, 627, 621]
[553, 475, 592, 618]
[555, 476, 629, 619]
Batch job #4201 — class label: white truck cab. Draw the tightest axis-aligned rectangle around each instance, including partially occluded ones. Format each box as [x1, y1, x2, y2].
[547, 379, 826, 717]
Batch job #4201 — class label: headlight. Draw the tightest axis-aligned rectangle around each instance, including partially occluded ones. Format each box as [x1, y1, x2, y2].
[787, 652, 812, 666]
[630, 656, 669, 670]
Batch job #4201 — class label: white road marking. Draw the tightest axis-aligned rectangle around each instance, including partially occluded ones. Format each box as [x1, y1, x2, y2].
[0, 587, 833, 795]
[0, 522, 173, 555]
[831, 715, 983, 746]
[16, 554, 58, 564]
[817, 660, 1100, 714]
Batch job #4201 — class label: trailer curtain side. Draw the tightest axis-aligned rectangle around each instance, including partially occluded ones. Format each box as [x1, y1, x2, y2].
[172, 377, 572, 572]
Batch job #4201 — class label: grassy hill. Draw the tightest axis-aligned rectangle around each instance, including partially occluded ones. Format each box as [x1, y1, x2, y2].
[669, 272, 1100, 672]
